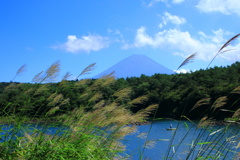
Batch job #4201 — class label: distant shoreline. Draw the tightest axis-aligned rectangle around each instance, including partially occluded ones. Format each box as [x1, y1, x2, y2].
[1, 117, 239, 127]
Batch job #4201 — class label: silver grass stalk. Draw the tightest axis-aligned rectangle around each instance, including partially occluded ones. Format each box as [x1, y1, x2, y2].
[12, 64, 27, 81]
[176, 53, 197, 72]
[207, 33, 240, 68]
[41, 61, 61, 83]
[62, 72, 72, 81]
[32, 71, 44, 83]
[32, 61, 61, 83]
[100, 71, 116, 79]
[76, 63, 96, 80]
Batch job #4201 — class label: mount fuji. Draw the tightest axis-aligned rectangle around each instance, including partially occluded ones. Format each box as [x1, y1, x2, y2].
[93, 54, 174, 79]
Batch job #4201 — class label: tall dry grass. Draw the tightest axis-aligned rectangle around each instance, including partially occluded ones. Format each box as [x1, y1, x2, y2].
[1, 33, 239, 159]
[138, 33, 240, 160]
[12, 64, 27, 82]
[0, 62, 158, 159]
[207, 34, 240, 68]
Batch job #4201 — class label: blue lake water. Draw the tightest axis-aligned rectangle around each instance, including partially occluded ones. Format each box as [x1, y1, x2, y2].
[0, 123, 67, 142]
[0, 120, 239, 160]
[122, 120, 240, 160]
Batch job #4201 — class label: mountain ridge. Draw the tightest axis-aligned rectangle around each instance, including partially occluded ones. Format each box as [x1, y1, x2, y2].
[93, 54, 174, 79]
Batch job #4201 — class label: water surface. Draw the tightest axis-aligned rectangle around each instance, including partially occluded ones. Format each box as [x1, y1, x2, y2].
[122, 120, 240, 160]
[0, 120, 239, 159]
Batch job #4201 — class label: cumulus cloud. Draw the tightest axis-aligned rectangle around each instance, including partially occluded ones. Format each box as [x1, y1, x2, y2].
[123, 27, 240, 62]
[54, 34, 110, 53]
[174, 68, 191, 74]
[196, 0, 240, 16]
[159, 12, 186, 28]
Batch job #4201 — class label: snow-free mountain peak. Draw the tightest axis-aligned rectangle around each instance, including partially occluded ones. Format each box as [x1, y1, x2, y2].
[94, 54, 174, 78]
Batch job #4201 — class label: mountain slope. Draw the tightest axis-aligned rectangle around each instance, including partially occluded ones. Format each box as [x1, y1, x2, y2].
[93, 54, 174, 78]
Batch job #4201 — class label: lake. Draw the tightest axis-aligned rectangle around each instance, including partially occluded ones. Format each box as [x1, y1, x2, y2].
[122, 120, 240, 160]
[0, 120, 239, 160]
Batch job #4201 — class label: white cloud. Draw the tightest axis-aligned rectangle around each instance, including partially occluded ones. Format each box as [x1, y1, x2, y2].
[174, 68, 191, 74]
[148, 0, 166, 7]
[159, 12, 186, 28]
[148, 0, 184, 7]
[108, 29, 125, 43]
[196, 0, 240, 16]
[123, 27, 239, 62]
[172, 0, 184, 4]
[198, 29, 232, 44]
[54, 34, 110, 53]
[134, 27, 157, 47]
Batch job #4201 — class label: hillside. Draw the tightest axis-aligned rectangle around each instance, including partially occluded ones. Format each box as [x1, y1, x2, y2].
[0, 62, 239, 122]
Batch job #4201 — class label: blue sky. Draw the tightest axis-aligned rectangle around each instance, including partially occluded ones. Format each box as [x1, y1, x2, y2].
[1, 0, 240, 82]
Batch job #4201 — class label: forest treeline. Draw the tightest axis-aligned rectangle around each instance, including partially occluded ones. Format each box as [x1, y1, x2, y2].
[0, 62, 240, 121]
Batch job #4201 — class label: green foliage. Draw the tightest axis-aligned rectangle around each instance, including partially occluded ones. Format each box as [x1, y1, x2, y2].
[0, 62, 240, 121]
[0, 123, 124, 159]
[0, 61, 239, 159]
[0, 74, 158, 159]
